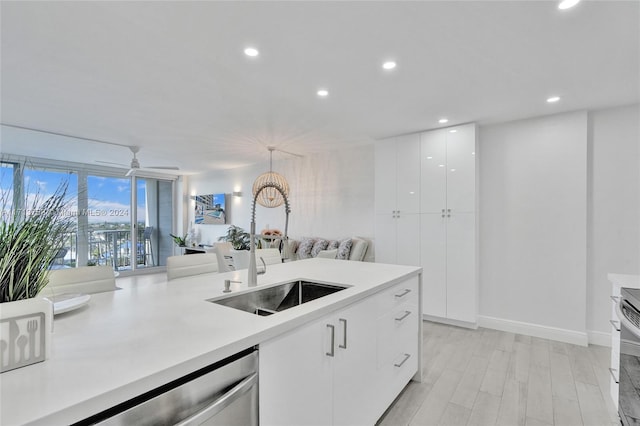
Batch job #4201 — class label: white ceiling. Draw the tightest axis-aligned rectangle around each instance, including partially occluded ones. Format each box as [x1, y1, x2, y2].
[1, 1, 638, 175]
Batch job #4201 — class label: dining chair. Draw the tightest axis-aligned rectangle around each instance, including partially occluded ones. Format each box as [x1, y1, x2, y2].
[213, 242, 235, 272]
[254, 248, 282, 265]
[166, 253, 219, 281]
[42, 265, 117, 296]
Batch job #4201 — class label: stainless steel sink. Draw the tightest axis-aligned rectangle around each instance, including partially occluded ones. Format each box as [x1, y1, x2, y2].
[209, 281, 348, 316]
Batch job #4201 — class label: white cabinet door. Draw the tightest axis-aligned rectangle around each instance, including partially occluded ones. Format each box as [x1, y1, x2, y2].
[419, 124, 477, 323]
[332, 299, 379, 426]
[420, 130, 447, 214]
[396, 214, 421, 267]
[420, 213, 447, 318]
[395, 134, 421, 214]
[446, 124, 476, 213]
[260, 278, 422, 426]
[375, 213, 397, 264]
[260, 317, 333, 426]
[374, 139, 397, 215]
[446, 212, 476, 323]
[374, 135, 421, 265]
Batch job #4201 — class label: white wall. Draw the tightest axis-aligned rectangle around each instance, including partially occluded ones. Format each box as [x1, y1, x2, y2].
[479, 111, 589, 343]
[183, 104, 638, 346]
[187, 145, 375, 254]
[588, 104, 640, 343]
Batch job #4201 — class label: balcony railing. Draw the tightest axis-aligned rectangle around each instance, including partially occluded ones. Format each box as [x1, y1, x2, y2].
[53, 229, 154, 270]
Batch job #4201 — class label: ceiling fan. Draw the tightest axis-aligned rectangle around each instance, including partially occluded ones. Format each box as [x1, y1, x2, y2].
[96, 146, 180, 176]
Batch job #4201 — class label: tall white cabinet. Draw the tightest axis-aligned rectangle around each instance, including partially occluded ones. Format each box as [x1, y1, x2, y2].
[374, 133, 421, 266]
[375, 123, 477, 325]
[420, 124, 477, 323]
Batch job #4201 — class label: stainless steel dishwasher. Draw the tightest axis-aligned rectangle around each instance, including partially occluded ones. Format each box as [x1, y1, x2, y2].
[75, 347, 258, 426]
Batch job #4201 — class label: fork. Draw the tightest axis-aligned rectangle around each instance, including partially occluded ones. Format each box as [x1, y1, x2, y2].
[27, 319, 38, 360]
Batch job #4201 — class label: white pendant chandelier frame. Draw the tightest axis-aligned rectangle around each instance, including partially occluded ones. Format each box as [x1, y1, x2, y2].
[252, 147, 290, 208]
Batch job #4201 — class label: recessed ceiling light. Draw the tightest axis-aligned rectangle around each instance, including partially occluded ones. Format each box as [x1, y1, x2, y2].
[558, 0, 580, 10]
[547, 96, 561, 103]
[438, 118, 449, 124]
[449, 129, 458, 133]
[382, 61, 397, 70]
[317, 89, 329, 97]
[426, 156, 433, 160]
[438, 164, 445, 168]
[244, 47, 259, 57]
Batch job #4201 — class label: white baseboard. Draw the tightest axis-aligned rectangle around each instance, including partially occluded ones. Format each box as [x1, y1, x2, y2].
[477, 315, 589, 347]
[423, 314, 478, 330]
[587, 330, 611, 347]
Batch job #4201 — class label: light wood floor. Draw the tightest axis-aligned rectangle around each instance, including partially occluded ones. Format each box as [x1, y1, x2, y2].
[378, 321, 619, 426]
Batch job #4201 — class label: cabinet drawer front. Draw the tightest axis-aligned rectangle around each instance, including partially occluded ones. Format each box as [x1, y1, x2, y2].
[377, 327, 419, 415]
[377, 304, 419, 369]
[377, 277, 419, 313]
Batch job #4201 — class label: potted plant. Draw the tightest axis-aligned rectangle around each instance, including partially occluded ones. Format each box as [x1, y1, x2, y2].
[218, 225, 251, 250]
[169, 233, 188, 247]
[0, 182, 74, 372]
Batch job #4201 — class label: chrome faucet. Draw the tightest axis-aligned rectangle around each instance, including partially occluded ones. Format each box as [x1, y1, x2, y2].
[248, 182, 291, 287]
[257, 257, 267, 275]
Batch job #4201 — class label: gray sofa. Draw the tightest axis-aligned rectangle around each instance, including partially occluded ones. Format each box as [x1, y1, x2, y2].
[285, 236, 370, 262]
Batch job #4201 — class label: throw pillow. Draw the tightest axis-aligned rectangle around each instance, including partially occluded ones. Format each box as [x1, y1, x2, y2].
[327, 240, 339, 250]
[297, 238, 316, 259]
[317, 249, 338, 259]
[285, 239, 299, 258]
[349, 237, 369, 261]
[336, 238, 352, 260]
[311, 239, 329, 257]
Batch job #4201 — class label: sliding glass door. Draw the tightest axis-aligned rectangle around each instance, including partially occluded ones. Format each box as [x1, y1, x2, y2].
[86, 174, 174, 271]
[135, 177, 174, 268]
[87, 175, 132, 270]
[1, 157, 175, 273]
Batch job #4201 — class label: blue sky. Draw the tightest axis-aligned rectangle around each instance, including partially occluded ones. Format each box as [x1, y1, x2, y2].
[1, 165, 148, 224]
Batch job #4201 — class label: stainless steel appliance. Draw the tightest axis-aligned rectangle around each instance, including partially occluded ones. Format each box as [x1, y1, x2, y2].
[616, 288, 640, 426]
[74, 347, 258, 426]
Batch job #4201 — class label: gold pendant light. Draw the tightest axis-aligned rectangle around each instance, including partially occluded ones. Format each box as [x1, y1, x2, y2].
[252, 147, 290, 208]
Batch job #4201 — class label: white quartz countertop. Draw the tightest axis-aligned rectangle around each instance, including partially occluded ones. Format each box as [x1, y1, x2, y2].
[608, 273, 640, 290]
[1, 259, 421, 426]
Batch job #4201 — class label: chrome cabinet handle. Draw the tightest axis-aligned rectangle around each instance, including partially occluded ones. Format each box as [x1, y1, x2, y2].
[610, 320, 621, 332]
[339, 318, 347, 349]
[611, 296, 620, 303]
[326, 324, 335, 357]
[609, 367, 619, 384]
[395, 288, 411, 298]
[394, 353, 411, 368]
[395, 310, 411, 322]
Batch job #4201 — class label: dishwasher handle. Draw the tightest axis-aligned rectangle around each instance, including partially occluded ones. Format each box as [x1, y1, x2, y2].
[176, 372, 258, 426]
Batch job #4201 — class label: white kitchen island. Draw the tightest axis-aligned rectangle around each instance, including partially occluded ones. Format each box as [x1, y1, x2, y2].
[0, 259, 422, 426]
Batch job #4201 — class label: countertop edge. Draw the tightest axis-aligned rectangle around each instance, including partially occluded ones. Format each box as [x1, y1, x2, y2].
[20, 265, 422, 426]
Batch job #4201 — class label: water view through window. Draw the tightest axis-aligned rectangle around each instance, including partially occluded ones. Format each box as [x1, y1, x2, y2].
[1, 162, 174, 272]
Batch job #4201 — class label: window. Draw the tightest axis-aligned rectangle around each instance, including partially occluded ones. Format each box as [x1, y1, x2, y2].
[0, 162, 15, 219]
[1, 156, 175, 273]
[87, 175, 132, 269]
[23, 168, 78, 268]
